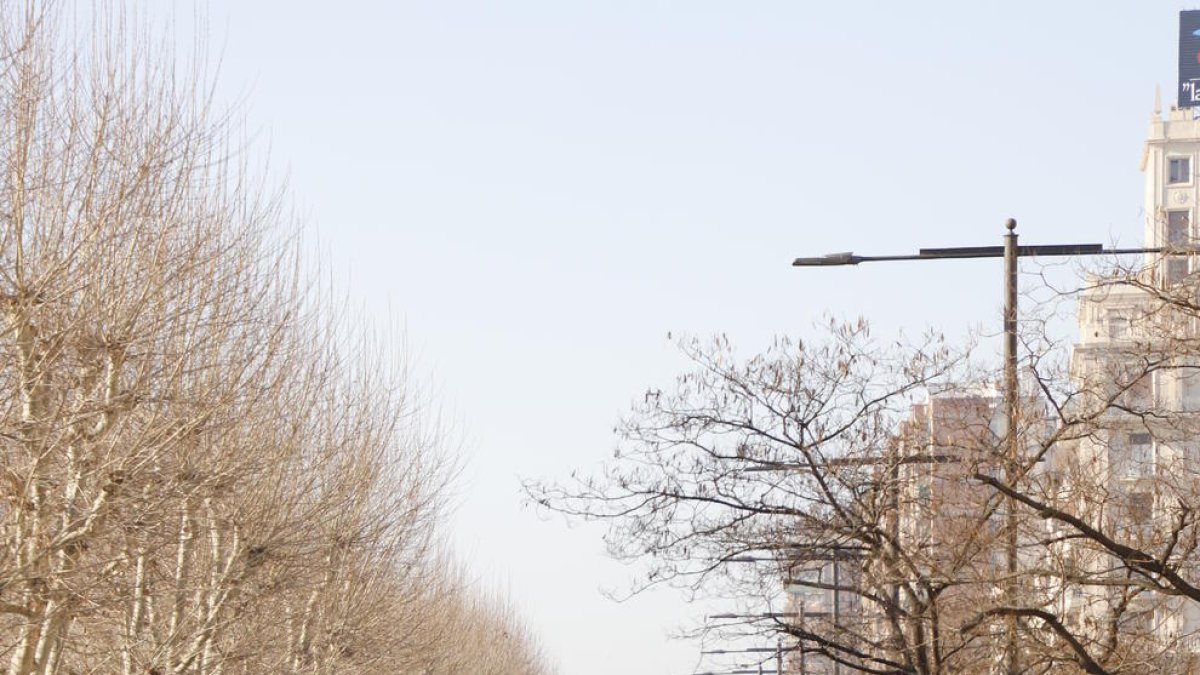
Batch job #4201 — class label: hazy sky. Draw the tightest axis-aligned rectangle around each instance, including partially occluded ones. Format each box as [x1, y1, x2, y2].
[179, 2, 1184, 673]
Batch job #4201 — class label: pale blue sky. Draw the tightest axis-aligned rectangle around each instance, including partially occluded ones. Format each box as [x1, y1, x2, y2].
[181, 3, 1183, 673]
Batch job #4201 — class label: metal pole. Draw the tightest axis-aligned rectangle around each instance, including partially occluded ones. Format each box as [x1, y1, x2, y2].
[776, 638, 783, 675]
[799, 600, 806, 674]
[1003, 218, 1020, 675]
[890, 446, 901, 616]
[832, 560, 840, 675]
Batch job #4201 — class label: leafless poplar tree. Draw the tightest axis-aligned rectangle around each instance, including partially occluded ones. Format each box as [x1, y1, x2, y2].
[0, 3, 551, 674]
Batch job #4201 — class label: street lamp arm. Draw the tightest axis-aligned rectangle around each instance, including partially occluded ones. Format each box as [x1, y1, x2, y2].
[702, 647, 794, 654]
[708, 612, 800, 619]
[794, 242, 1200, 268]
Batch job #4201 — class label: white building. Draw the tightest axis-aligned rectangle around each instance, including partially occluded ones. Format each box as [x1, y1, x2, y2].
[1060, 99, 1200, 660]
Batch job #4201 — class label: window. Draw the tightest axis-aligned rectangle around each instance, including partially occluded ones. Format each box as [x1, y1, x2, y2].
[1113, 361, 1153, 408]
[1170, 157, 1192, 184]
[1183, 368, 1200, 410]
[1129, 491, 1152, 517]
[1169, 210, 1191, 245]
[785, 568, 825, 604]
[1129, 377, 1151, 406]
[1126, 492, 1153, 540]
[1129, 432, 1152, 477]
[1107, 311, 1130, 340]
[1167, 210, 1191, 283]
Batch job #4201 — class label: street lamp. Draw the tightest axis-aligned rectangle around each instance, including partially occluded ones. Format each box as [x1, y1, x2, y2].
[703, 643, 793, 675]
[792, 219, 1181, 675]
[721, 543, 865, 562]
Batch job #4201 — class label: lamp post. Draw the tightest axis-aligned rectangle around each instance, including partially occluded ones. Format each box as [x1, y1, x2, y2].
[721, 547, 855, 673]
[792, 219, 1179, 675]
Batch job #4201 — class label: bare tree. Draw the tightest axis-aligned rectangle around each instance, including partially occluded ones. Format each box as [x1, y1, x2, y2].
[0, 3, 552, 674]
[530, 322, 1046, 674]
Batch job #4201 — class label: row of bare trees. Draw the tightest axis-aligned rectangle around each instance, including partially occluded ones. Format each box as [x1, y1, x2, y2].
[533, 259, 1200, 673]
[0, 2, 550, 673]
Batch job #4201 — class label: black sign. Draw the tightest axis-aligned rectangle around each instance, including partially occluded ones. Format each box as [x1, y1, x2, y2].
[1181, 11, 1200, 107]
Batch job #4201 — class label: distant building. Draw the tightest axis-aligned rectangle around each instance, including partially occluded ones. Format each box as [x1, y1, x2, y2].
[780, 388, 1018, 674]
[1054, 98, 1200, 663]
[896, 390, 1003, 561]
